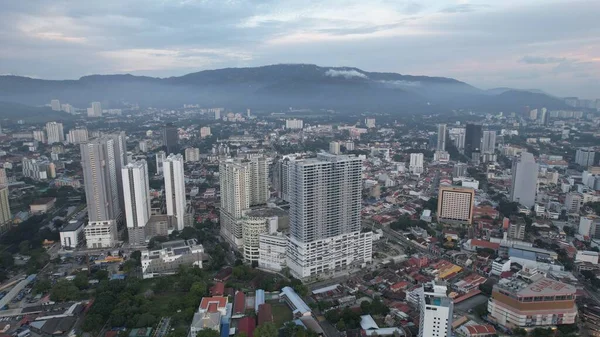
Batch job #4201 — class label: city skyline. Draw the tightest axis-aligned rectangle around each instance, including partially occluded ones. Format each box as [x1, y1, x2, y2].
[0, 1, 598, 98]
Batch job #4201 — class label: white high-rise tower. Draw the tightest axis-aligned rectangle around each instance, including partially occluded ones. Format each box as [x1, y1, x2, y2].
[436, 124, 447, 151]
[409, 153, 424, 175]
[510, 152, 539, 208]
[286, 153, 373, 279]
[418, 281, 454, 337]
[46, 122, 65, 144]
[163, 154, 186, 230]
[122, 160, 150, 245]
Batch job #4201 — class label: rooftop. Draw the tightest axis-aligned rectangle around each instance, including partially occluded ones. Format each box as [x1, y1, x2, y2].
[496, 277, 576, 297]
[244, 207, 288, 218]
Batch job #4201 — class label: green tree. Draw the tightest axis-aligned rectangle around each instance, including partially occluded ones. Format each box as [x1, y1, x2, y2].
[74, 272, 89, 289]
[50, 279, 80, 301]
[254, 322, 278, 337]
[512, 328, 527, 337]
[195, 330, 220, 337]
[190, 281, 207, 298]
[34, 279, 52, 294]
[19, 240, 31, 255]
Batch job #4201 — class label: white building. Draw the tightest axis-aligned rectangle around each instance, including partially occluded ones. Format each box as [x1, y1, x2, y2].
[123, 160, 151, 245]
[0, 185, 11, 232]
[67, 128, 88, 144]
[576, 148, 596, 167]
[163, 154, 186, 231]
[59, 220, 85, 249]
[85, 220, 118, 248]
[365, 118, 376, 128]
[200, 127, 211, 138]
[45, 122, 64, 144]
[33, 130, 46, 143]
[138, 140, 148, 153]
[240, 208, 287, 263]
[155, 151, 166, 175]
[258, 232, 288, 272]
[141, 239, 204, 278]
[409, 153, 424, 175]
[481, 130, 497, 154]
[418, 282, 453, 337]
[89, 102, 102, 117]
[329, 141, 341, 155]
[565, 192, 582, 214]
[436, 124, 447, 151]
[448, 127, 466, 152]
[510, 152, 539, 208]
[285, 153, 373, 279]
[185, 147, 200, 162]
[576, 251, 599, 264]
[50, 99, 61, 111]
[285, 119, 303, 130]
[491, 258, 511, 276]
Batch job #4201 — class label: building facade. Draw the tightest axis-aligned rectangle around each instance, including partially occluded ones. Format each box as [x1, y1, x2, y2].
[185, 147, 201, 162]
[437, 186, 475, 224]
[163, 154, 186, 231]
[418, 282, 454, 337]
[510, 152, 539, 208]
[85, 220, 118, 248]
[576, 148, 596, 167]
[123, 160, 151, 245]
[409, 153, 424, 175]
[437, 124, 447, 151]
[163, 123, 179, 154]
[45, 122, 64, 144]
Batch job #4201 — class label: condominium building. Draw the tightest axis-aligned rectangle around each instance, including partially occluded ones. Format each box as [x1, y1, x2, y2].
[219, 157, 269, 248]
[88, 102, 102, 117]
[85, 220, 118, 248]
[163, 154, 186, 231]
[0, 185, 11, 232]
[285, 119, 303, 130]
[22, 158, 50, 180]
[50, 99, 61, 111]
[329, 141, 341, 155]
[418, 281, 454, 337]
[156, 151, 166, 175]
[365, 118, 376, 128]
[409, 153, 424, 175]
[565, 192, 582, 214]
[507, 218, 526, 240]
[488, 276, 577, 328]
[465, 123, 482, 157]
[481, 130, 497, 154]
[286, 153, 373, 279]
[510, 152, 539, 208]
[185, 147, 200, 162]
[200, 127, 212, 138]
[449, 127, 466, 152]
[162, 123, 179, 154]
[258, 232, 288, 272]
[33, 130, 46, 143]
[66, 128, 89, 144]
[240, 207, 287, 263]
[576, 148, 596, 167]
[45, 122, 64, 144]
[437, 186, 475, 224]
[123, 160, 151, 245]
[436, 124, 447, 151]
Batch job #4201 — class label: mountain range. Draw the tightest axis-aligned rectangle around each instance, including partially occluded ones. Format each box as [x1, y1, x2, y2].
[0, 64, 569, 114]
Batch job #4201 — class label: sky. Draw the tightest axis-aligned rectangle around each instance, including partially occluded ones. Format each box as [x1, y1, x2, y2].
[0, 0, 599, 98]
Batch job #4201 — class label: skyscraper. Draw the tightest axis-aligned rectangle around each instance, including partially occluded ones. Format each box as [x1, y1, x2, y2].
[163, 154, 186, 230]
[219, 157, 269, 248]
[162, 123, 179, 154]
[576, 148, 596, 167]
[50, 99, 61, 111]
[409, 153, 424, 174]
[448, 127, 466, 153]
[81, 137, 122, 222]
[510, 152, 539, 208]
[46, 122, 64, 144]
[436, 124, 447, 151]
[286, 153, 372, 279]
[465, 123, 482, 157]
[0, 168, 10, 232]
[122, 160, 151, 245]
[156, 151, 166, 175]
[92, 102, 102, 117]
[67, 128, 89, 144]
[418, 282, 453, 337]
[481, 130, 497, 154]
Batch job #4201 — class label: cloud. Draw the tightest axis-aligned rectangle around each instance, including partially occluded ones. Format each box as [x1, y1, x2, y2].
[325, 69, 368, 79]
[519, 56, 569, 64]
[440, 4, 490, 13]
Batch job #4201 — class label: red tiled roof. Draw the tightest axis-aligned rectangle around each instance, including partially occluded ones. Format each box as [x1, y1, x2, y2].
[200, 296, 227, 310]
[470, 239, 500, 250]
[466, 324, 496, 335]
[390, 281, 410, 291]
[233, 291, 246, 314]
[210, 282, 225, 296]
[238, 317, 256, 337]
[258, 303, 273, 326]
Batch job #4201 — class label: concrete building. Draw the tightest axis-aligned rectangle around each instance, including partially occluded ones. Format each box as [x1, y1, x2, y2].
[365, 118, 376, 128]
[50, 99, 61, 111]
[409, 153, 424, 175]
[185, 147, 200, 162]
[21, 158, 49, 180]
[453, 163, 468, 178]
[491, 258, 511, 276]
[81, 136, 122, 222]
[258, 232, 288, 272]
[286, 153, 373, 279]
[45, 122, 64, 144]
[576, 148, 596, 167]
[163, 154, 186, 231]
[481, 130, 496, 154]
[488, 276, 577, 328]
[437, 186, 475, 224]
[0, 185, 11, 232]
[85, 220, 118, 248]
[510, 152, 539, 208]
[436, 124, 447, 151]
[33, 130, 46, 143]
[449, 127, 466, 152]
[240, 208, 288, 263]
[329, 141, 341, 155]
[140, 239, 204, 278]
[508, 218, 526, 240]
[90, 102, 102, 117]
[66, 128, 88, 144]
[123, 160, 151, 246]
[465, 123, 482, 157]
[200, 127, 211, 138]
[189, 296, 228, 337]
[285, 119, 303, 130]
[565, 192, 582, 214]
[59, 220, 85, 249]
[576, 251, 599, 264]
[155, 151, 166, 175]
[418, 281, 453, 337]
[162, 123, 179, 154]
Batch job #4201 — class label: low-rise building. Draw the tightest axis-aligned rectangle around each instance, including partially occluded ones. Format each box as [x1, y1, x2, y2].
[85, 220, 118, 249]
[258, 232, 288, 272]
[30, 197, 56, 213]
[189, 296, 228, 337]
[59, 220, 85, 249]
[576, 251, 599, 264]
[141, 239, 205, 278]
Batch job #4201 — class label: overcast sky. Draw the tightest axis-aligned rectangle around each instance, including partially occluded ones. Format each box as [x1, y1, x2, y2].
[1, 0, 598, 98]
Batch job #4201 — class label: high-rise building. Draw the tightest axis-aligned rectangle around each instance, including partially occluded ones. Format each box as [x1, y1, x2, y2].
[138, 140, 148, 153]
[50, 99, 61, 111]
[565, 192, 582, 214]
[162, 123, 179, 154]
[453, 163, 468, 178]
[510, 152, 539, 208]
[45, 122, 64, 144]
[122, 160, 151, 245]
[409, 153, 424, 175]
[91, 102, 102, 117]
[437, 186, 475, 224]
[481, 130, 496, 154]
[285, 119, 303, 130]
[286, 153, 373, 279]
[507, 218, 526, 240]
[33, 130, 46, 143]
[0, 168, 10, 232]
[273, 155, 297, 201]
[418, 282, 453, 337]
[163, 154, 186, 231]
[108, 132, 127, 214]
[67, 128, 89, 144]
[185, 148, 200, 162]
[465, 123, 482, 157]
[436, 124, 447, 151]
[155, 151, 166, 175]
[537, 108, 548, 125]
[329, 141, 341, 155]
[576, 148, 596, 167]
[200, 127, 211, 138]
[365, 118, 376, 128]
[448, 127, 466, 153]
[219, 157, 269, 248]
[81, 137, 122, 222]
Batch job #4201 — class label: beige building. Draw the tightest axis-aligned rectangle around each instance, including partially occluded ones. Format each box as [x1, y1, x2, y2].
[85, 220, 118, 248]
[437, 186, 475, 224]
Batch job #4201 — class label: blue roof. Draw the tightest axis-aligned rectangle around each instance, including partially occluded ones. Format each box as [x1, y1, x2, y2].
[220, 323, 230, 337]
[255, 289, 265, 312]
[280, 287, 311, 315]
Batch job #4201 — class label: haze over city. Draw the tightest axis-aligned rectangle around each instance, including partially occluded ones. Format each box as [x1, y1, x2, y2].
[0, 0, 599, 98]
